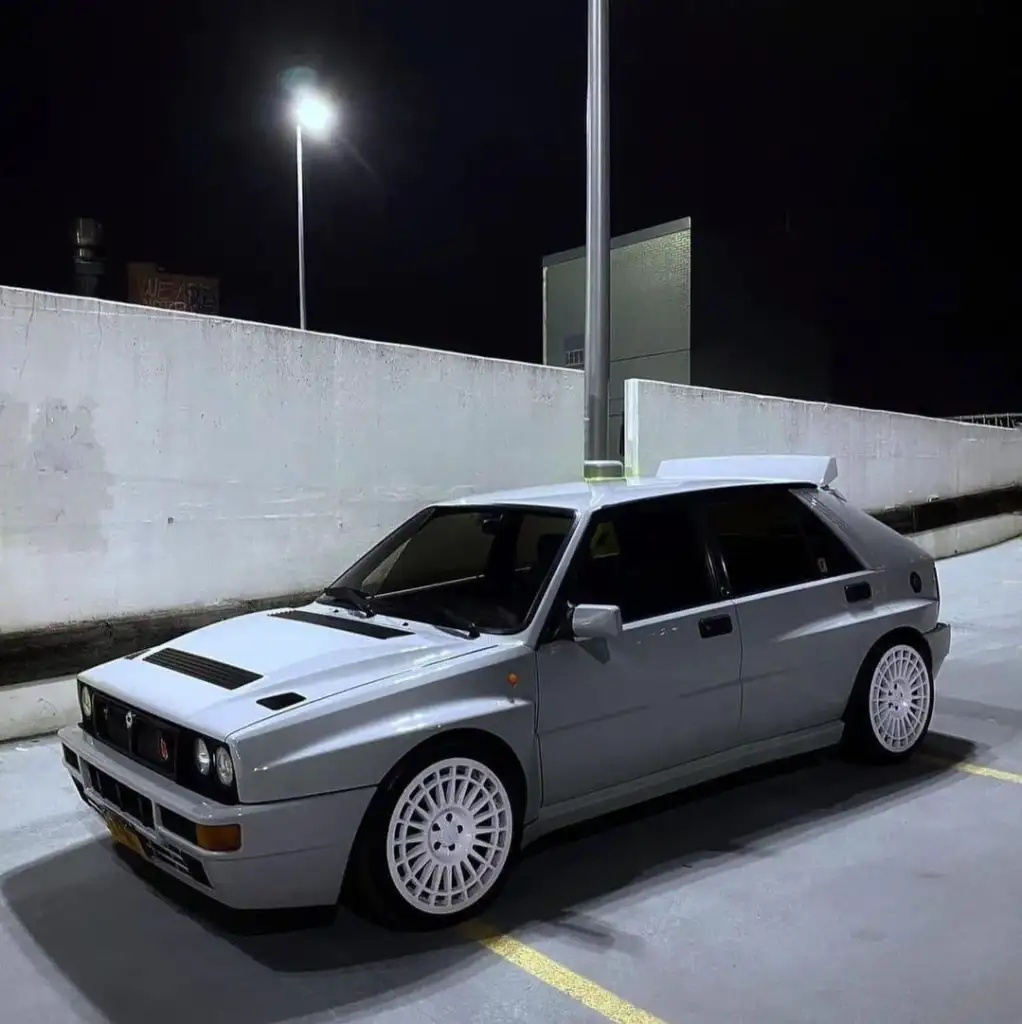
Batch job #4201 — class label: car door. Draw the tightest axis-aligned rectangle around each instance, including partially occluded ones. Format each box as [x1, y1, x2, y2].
[535, 493, 743, 808]
[701, 484, 879, 744]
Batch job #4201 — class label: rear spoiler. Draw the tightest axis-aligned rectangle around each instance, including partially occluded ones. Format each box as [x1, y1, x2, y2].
[655, 454, 839, 489]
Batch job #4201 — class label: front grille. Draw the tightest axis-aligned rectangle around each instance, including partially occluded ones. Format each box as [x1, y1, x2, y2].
[93, 693, 178, 778]
[148, 842, 211, 888]
[80, 760, 211, 888]
[84, 762, 155, 829]
[82, 688, 240, 806]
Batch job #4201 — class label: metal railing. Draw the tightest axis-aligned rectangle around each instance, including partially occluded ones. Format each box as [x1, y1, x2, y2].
[952, 413, 1022, 429]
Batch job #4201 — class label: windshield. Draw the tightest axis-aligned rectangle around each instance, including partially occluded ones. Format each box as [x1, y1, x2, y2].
[321, 504, 577, 634]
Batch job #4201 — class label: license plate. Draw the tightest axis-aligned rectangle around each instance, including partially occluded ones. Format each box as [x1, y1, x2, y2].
[103, 811, 147, 859]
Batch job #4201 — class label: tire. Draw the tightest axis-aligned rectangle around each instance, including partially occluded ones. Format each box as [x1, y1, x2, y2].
[842, 635, 935, 763]
[345, 738, 521, 931]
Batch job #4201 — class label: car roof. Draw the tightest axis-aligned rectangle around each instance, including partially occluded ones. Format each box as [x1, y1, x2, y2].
[439, 475, 784, 514]
[438, 455, 838, 515]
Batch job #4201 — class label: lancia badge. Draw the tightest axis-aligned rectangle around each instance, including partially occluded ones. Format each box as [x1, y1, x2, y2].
[124, 711, 134, 730]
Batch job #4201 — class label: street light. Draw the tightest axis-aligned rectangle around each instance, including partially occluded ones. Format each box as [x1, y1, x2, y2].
[290, 87, 338, 330]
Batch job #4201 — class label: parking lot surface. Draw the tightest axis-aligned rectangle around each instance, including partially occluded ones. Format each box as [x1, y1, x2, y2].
[3, 540, 1022, 1024]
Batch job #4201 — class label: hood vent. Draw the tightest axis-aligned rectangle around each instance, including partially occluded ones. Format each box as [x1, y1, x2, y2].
[144, 648, 262, 690]
[271, 609, 411, 640]
[257, 692, 306, 711]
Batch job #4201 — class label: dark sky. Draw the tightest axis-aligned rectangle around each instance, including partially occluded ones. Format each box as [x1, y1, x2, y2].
[1, 1, 1014, 415]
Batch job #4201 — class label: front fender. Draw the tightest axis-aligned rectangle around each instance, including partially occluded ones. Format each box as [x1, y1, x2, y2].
[229, 651, 539, 807]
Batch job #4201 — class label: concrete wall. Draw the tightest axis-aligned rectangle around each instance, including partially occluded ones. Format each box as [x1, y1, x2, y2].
[910, 514, 1022, 561]
[4, 306, 1022, 743]
[0, 287, 583, 637]
[624, 380, 1022, 511]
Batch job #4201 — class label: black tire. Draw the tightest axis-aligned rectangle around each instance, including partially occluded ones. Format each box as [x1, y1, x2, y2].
[842, 634, 934, 763]
[344, 736, 523, 931]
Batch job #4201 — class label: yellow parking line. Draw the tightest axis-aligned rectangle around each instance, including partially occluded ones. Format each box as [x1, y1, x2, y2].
[922, 753, 1022, 785]
[461, 752, 1022, 1022]
[460, 918, 668, 1024]
[951, 760, 1022, 785]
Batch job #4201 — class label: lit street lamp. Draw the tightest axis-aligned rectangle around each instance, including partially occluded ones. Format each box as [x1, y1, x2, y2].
[290, 87, 338, 330]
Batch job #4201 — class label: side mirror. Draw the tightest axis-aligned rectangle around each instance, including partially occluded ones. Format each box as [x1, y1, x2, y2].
[570, 604, 623, 641]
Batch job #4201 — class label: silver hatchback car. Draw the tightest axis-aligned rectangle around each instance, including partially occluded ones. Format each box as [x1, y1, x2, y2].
[58, 454, 949, 930]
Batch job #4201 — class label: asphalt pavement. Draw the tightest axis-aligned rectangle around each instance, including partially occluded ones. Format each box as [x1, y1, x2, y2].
[2, 540, 1022, 1023]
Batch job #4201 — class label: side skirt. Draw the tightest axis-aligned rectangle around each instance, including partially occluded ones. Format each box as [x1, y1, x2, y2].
[522, 722, 845, 847]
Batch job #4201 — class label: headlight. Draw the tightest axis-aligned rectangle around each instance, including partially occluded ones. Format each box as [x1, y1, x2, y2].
[214, 746, 235, 787]
[80, 685, 93, 718]
[194, 738, 211, 776]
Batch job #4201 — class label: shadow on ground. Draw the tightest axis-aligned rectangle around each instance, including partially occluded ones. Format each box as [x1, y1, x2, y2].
[1, 733, 978, 1024]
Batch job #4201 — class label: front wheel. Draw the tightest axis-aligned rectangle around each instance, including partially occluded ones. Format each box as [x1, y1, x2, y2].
[843, 637, 935, 762]
[347, 745, 519, 930]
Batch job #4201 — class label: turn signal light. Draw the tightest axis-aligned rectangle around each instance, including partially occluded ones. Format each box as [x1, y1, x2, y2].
[195, 823, 242, 853]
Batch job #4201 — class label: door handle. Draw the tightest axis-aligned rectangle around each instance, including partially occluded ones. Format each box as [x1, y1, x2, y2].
[845, 581, 872, 604]
[698, 614, 733, 639]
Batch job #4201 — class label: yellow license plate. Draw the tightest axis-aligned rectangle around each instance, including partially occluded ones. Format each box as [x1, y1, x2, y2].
[103, 812, 146, 859]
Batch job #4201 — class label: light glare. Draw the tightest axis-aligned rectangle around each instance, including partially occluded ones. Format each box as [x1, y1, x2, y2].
[293, 89, 337, 139]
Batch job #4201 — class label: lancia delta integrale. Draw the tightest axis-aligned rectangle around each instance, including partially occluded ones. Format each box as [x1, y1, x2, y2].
[58, 454, 950, 929]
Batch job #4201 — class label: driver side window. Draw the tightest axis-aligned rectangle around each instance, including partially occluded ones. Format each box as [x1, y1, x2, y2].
[556, 496, 716, 625]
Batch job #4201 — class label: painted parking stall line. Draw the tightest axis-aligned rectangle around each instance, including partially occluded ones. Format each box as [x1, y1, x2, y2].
[922, 754, 1022, 786]
[460, 919, 669, 1024]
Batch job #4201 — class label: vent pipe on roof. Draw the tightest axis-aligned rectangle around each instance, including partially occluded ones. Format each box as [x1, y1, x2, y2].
[581, 0, 622, 483]
[70, 217, 105, 297]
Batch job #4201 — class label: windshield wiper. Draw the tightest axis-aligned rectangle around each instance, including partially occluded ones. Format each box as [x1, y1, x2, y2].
[427, 605, 480, 639]
[321, 585, 375, 616]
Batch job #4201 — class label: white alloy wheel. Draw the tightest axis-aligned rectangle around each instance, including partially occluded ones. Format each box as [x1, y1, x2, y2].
[385, 756, 514, 916]
[867, 643, 932, 753]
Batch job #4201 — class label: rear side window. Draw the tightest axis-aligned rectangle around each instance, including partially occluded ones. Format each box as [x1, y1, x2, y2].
[705, 487, 864, 598]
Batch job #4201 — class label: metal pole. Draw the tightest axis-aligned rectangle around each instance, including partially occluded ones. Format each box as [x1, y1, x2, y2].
[583, 0, 617, 479]
[296, 124, 307, 331]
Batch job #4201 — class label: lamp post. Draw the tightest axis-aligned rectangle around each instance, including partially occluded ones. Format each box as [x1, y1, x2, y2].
[583, 0, 618, 479]
[291, 88, 337, 330]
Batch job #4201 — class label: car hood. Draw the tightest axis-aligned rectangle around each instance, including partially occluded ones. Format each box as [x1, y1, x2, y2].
[78, 603, 500, 738]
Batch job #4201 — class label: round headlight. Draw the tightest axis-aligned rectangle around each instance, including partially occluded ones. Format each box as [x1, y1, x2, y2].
[80, 685, 93, 718]
[194, 738, 211, 776]
[214, 746, 234, 787]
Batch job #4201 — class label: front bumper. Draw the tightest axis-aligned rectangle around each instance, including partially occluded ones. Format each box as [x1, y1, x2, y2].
[58, 724, 374, 910]
[926, 621, 952, 677]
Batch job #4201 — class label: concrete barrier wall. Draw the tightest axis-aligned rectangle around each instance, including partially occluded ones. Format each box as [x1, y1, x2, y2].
[624, 380, 1022, 511]
[4, 303, 1022, 742]
[910, 514, 1022, 561]
[0, 287, 583, 637]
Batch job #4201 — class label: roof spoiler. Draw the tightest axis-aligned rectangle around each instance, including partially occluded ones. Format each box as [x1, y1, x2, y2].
[655, 454, 839, 488]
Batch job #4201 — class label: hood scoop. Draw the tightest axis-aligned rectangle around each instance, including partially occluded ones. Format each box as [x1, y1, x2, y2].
[257, 692, 306, 711]
[271, 608, 411, 640]
[144, 648, 262, 690]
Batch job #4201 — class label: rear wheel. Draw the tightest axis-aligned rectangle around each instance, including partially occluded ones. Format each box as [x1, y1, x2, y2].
[844, 637, 934, 762]
[346, 742, 520, 930]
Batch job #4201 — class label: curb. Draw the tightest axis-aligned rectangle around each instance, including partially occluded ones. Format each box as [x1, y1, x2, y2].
[0, 676, 78, 745]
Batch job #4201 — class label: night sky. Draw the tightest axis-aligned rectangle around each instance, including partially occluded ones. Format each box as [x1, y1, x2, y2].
[2, 1, 1013, 416]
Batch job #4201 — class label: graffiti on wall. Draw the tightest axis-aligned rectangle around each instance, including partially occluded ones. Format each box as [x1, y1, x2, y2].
[138, 276, 218, 314]
[127, 263, 219, 315]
